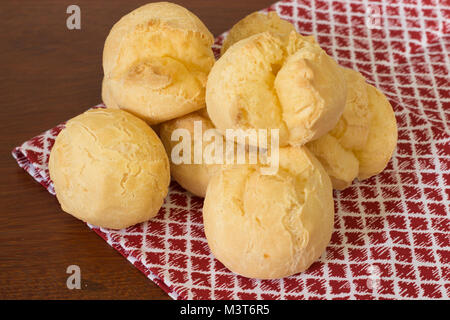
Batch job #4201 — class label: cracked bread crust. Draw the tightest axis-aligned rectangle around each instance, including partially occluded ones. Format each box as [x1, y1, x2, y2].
[307, 69, 397, 189]
[206, 32, 347, 147]
[307, 68, 370, 189]
[102, 2, 215, 124]
[203, 146, 334, 279]
[49, 108, 170, 229]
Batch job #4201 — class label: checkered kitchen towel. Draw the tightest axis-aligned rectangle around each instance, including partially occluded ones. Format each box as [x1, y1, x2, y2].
[12, 0, 450, 299]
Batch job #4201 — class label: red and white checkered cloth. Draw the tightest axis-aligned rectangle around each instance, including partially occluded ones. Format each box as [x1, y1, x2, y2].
[12, 0, 450, 299]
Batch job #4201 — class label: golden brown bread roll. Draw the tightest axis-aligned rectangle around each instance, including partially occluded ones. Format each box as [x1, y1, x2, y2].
[203, 146, 334, 279]
[307, 68, 397, 189]
[159, 110, 223, 197]
[102, 2, 215, 124]
[206, 31, 347, 147]
[218, 11, 397, 188]
[49, 108, 170, 229]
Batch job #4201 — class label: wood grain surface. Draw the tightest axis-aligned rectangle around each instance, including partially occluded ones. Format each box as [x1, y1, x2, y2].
[0, 0, 275, 299]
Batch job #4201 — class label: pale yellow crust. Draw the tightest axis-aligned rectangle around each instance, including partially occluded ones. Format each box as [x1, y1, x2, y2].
[307, 69, 397, 189]
[355, 84, 398, 180]
[307, 133, 360, 190]
[159, 110, 222, 197]
[221, 11, 297, 55]
[307, 68, 370, 189]
[203, 146, 334, 279]
[49, 108, 170, 229]
[217, 11, 397, 190]
[206, 31, 347, 147]
[101, 77, 119, 109]
[102, 2, 215, 124]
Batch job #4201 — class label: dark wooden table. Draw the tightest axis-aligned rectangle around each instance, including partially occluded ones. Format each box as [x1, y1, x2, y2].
[0, 0, 276, 299]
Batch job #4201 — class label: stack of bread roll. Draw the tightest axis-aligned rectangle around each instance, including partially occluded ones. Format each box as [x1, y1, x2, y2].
[49, 3, 397, 279]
